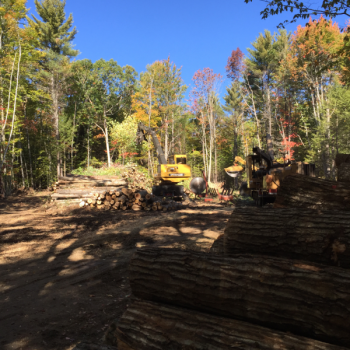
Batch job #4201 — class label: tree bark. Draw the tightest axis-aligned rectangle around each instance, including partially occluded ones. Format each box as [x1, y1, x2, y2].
[338, 163, 350, 183]
[274, 174, 350, 211]
[129, 248, 350, 347]
[115, 299, 347, 350]
[224, 208, 350, 267]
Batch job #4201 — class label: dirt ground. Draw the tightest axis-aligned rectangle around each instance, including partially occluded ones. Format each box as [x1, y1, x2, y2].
[0, 191, 251, 350]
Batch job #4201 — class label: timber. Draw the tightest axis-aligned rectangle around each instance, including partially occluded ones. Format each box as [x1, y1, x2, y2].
[335, 154, 350, 168]
[338, 163, 350, 182]
[129, 248, 350, 347]
[224, 208, 350, 267]
[273, 174, 350, 211]
[116, 299, 348, 350]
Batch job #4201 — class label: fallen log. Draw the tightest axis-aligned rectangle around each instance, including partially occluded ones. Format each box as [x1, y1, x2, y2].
[274, 174, 350, 211]
[224, 208, 350, 267]
[335, 154, 350, 168]
[130, 248, 350, 347]
[338, 163, 350, 182]
[116, 299, 347, 350]
[51, 193, 93, 199]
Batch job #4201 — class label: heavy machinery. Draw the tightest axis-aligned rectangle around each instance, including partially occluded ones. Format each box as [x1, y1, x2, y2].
[224, 156, 246, 178]
[225, 147, 315, 206]
[136, 122, 191, 197]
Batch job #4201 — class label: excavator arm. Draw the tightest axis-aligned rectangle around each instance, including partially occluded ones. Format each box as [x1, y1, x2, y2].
[136, 122, 167, 165]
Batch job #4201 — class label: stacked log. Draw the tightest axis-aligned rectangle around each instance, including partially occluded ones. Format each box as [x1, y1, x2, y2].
[117, 299, 347, 350]
[115, 208, 350, 348]
[78, 188, 182, 212]
[335, 154, 350, 182]
[53, 175, 127, 191]
[223, 207, 350, 267]
[126, 248, 350, 347]
[273, 174, 350, 210]
[51, 174, 181, 211]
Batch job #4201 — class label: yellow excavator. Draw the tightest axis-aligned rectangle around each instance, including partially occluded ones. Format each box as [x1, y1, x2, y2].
[136, 122, 191, 197]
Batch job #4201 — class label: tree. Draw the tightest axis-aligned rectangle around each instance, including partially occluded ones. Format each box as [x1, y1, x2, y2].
[244, 0, 350, 27]
[28, 0, 78, 178]
[282, 17, 343, 177]
[191, 68, 223, 182]
[88, 59, 137, 168]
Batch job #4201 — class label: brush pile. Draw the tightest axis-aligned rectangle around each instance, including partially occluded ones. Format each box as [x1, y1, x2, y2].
[121, 167, 152, 193]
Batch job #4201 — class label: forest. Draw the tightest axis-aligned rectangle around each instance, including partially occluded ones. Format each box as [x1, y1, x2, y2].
[1, 0, 350, 195]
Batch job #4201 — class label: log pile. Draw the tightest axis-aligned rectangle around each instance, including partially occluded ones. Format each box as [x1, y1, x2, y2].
[114, 202, 350, 349]
[116, 299, 346, 350]
[115, 248, 350, 349]
[51, 174, 181, 212]
[335, 154, 350, 182]
[78, 188, 182, 212]
[273, 174, 350, 210]
[223, 207, 350, 267]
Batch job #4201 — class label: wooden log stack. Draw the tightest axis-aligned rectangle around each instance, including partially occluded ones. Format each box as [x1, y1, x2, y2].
[223, 207, 350, 267]
[78, 188, 181, 212]
[116, 299, 347, 350]
[335, 154, 350, 183]
[114, 202, 350, 349]
[51, 174, 181, 212]
[273, 174, 350, 211]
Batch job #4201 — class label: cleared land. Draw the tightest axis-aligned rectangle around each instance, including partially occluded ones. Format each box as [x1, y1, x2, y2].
[0, 192, 240, 350]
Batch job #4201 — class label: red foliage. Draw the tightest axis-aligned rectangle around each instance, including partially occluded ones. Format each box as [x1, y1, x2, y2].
[226, 48, 245, 81]
[122, 152, 138, 158]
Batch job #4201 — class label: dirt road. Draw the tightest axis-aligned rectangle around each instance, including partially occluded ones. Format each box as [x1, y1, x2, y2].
[0, 192, 233, 350]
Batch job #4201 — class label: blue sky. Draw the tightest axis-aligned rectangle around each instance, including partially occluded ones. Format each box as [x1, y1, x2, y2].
[26, 0, 348, 98]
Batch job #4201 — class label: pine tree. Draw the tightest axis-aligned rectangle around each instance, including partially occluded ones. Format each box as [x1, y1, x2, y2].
[27, 0, 78, 57]
[28, 0, 78, 177]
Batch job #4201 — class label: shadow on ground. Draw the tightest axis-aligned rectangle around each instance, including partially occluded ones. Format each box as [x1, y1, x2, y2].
[0, 193, 231, 350]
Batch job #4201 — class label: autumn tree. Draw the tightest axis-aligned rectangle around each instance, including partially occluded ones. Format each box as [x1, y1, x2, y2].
[282, 17, 343, 177]
[191, 68, 223, 182]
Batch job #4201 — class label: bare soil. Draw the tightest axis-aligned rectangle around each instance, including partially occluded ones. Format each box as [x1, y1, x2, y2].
[0, 191, 242, 350]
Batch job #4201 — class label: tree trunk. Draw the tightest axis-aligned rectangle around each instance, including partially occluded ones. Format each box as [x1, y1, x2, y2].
[104, 111, 111, 167]
[274, 174, 350, 211]
[115, 299, 347, 350]
[129, 248, 350, 347]
[338, 163, 350, 182]
[52, 74, 60, 179]
[224, 207, 350, 267]
[71, 101, 76, 172]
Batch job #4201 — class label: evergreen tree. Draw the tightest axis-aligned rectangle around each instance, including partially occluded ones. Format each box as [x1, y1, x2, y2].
[27, 0, 78, 57]
[28, 0, 78, 177]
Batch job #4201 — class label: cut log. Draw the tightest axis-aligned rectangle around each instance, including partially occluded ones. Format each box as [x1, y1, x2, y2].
[129, 248, 350, 347]
[274, 174, 350, 211]
[224, 207, 350, 267]
[51, 193, 94, 199]
[338, 163, 350, 182]
[132, 205, 142, 211]
[116, 299, 347, 350]
[335, 154, 350, 168]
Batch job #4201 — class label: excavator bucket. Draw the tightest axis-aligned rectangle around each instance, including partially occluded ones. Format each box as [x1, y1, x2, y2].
[224, 165, 244, 178]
